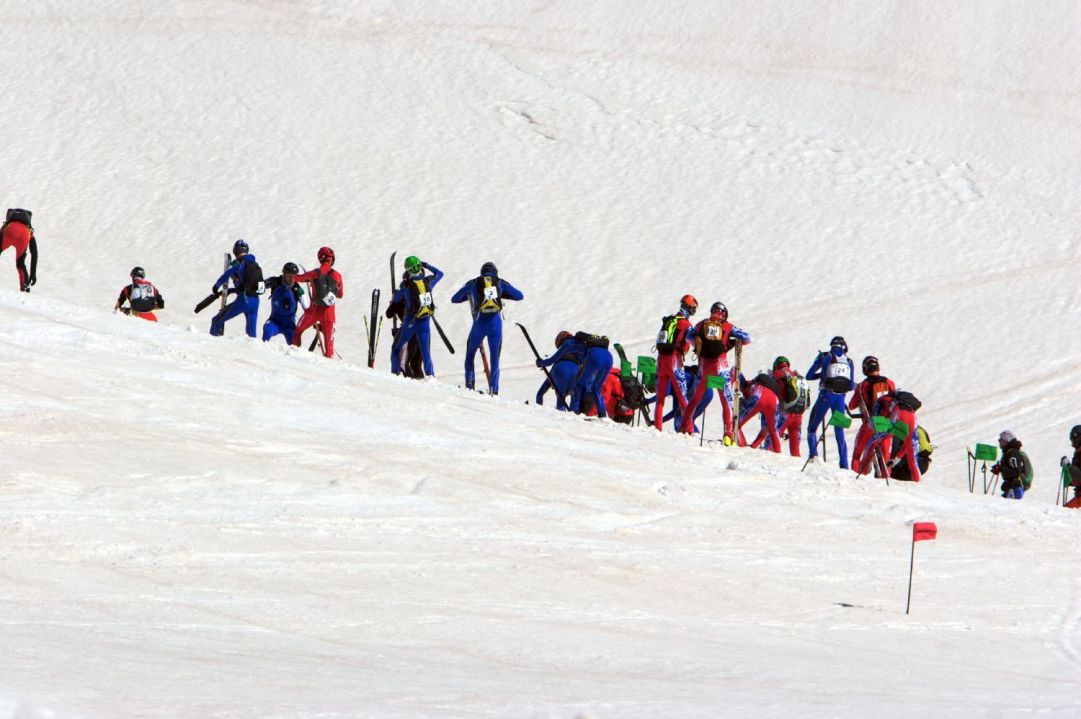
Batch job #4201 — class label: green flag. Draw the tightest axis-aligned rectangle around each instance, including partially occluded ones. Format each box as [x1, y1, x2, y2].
[890, 421, 910, 440]
[637, 356, 656, 374]
[973, 443, 997, 462]
[829, 410, 852, 429]
[620, 359, 633, 377]
[872, 416, 891, 432]
[706, 374, 727, 390]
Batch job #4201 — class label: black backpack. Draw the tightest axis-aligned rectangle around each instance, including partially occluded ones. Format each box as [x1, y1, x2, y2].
[894, 390, 922, 412]
[241, 258, 264, 295]
[575, 331, 609, 350]
[5, 208, 32, 227]
[620, 374, 649, 410]
[755, 372, 782, 399]
[313, 270, 341, 308]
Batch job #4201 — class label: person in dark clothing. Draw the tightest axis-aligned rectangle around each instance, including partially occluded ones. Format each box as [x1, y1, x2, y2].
[386, 270, 424, 379]
[991, 430, 1030, 500]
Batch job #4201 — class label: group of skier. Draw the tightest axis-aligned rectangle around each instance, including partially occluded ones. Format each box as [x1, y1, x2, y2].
[8, 207, 1081, 505]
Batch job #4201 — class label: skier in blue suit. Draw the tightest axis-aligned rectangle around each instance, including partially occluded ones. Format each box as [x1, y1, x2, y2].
[537, 331, 588, 411]
[538, 330, 613, 417]
[535, 354, 581, 411]
[262, 262, 305, 344]
[390, 255, 444, 377]
[806, 335, 856, 468]
[210, 239, 262, 338]
[450, 261, 524, 395]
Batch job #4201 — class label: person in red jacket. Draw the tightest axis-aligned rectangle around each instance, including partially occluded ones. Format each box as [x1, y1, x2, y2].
[115, 266, 165, 322]
[1, 209, 38, 291]
[292, 247, 344, 358]
[600, 367, 635, 424]
[770, 356, 807, 457]
[849, 356, 896, 475]
[653, 295, 696, 431]
[681, 301, 751, 439]
[738, 373, 782, 451]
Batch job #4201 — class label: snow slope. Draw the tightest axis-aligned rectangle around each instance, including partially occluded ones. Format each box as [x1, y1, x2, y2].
[1, 1, 1080, 716]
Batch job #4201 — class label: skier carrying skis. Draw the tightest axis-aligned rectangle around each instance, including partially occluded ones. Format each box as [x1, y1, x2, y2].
[210, 239, 263, 339]
[535, 330, 584, 411]
[806, 336, 855, 468]
[262, 261, 306, 344]
[770, 356, 807, 457]
[848, 355, 896, 475]
[450, 261, 524, 395]
[1, 208, 37, 292]
[292, 247, 343, 358]
[991, 430, 1030, 499]
[653, 295, 696, 432]
[390, 255, 444, 377]
[681, 301, 751, 439]
[386, 270, 424, 378]
[115, 266, 165, 321]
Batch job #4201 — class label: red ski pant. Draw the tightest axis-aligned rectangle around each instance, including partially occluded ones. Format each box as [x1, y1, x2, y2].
[653, 355, 688, 431]
[778, 411, 802, 456]
[682, 357, 721, 434]
[1, 223, 31, 289]
[293, 308, 335, 358]
[739, 390, 780, 451]
[851, 423, 876, 474]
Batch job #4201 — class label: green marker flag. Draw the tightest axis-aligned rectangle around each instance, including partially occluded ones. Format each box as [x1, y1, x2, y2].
[829, 410, 852, 429]
[637, 356, 656, 374]
[973, 443, 997, 462]
[706, 374, 727, 390]
[890, 421, 910, 440]
[620, 359, 633, 377]
[872, 416, 892, 432]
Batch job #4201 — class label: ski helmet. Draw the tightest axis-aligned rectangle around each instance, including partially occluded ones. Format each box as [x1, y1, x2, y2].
[481, 261, 498, 277]
[555, 330, 573, 348]
[318, 246, 335, 264]
[1070, 425, 1081, 444]
[130, 266, 145, 280]
[404, 255, 422, 274]
[862, 355, 880, 375]
[710, 301, 728, 317]
[680, 294, 698, 315]
[999, 430, 1017, 445]
[282, 262, 299, 275]
[773, 356, 790, 370]
[830, 335, 847, 352]
[233, 239, 249, 256]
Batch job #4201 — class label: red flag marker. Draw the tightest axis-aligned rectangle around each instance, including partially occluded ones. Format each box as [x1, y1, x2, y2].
[907, 522, 937, 614]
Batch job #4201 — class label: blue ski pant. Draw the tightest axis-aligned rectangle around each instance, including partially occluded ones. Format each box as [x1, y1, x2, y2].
[392, 318, 434, 376]
[465, 315, 503, 393]
[573, 348, 614, 415]
[262, 317, 296, 344]
[211, 294, 259, 338]
[807, 390, 849, 468]
[536, 359, 579, 411]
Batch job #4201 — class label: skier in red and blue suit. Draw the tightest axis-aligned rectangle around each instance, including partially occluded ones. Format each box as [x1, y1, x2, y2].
[806, 336, 856, 468]
[451, 261, 524, 395]
[681, 301, 751, 438]
[210, 239, 261, 338]
[390, 256, 444, 377]
[262, 262, 305, 345]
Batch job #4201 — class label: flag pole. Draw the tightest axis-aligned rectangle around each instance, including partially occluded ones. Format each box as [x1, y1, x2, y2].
[906, 536, 916, 615]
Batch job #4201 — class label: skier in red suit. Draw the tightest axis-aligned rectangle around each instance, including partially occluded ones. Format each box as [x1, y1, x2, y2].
[1, 209, 38, 291]
[653, 295, 696, 431]
[738, 374, 782, 452]
[293, 247, 344, 358]
[849, 356, 897, 474]
[681, 301, 751, 438]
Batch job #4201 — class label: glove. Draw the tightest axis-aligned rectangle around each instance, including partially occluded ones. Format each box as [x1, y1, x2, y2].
[887, 458, 899, 469]
[990, 463, 1001, 475]
[119, 307, 131, 315]
[212, 285, 220, 294]
[421, 261, 430, 269]
[535, 359, 544, 368]
[27, 274, 36, 286]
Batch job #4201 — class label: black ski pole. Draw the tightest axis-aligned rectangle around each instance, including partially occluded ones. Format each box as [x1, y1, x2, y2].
[516, 322, 561, 401]
[389, 252, 398, 334]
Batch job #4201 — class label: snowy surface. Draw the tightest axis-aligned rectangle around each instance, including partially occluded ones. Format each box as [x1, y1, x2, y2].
[1, 1, 1080, 716]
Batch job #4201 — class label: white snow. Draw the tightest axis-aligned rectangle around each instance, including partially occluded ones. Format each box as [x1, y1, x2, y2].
[1, 1, 1080, 716]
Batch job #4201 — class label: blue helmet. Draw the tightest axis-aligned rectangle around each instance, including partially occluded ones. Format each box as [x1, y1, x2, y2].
[233, 239, 249, 256]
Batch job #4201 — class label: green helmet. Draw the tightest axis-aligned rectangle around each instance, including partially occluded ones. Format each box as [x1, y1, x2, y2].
[404, 255, 422, 274]
[773, 356, 790, 370]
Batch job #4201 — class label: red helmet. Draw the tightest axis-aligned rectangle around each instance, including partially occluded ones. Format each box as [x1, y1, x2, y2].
[555, 330, 573, 348]
[318, 246, 335, 264]
[680, 294, 698, 315]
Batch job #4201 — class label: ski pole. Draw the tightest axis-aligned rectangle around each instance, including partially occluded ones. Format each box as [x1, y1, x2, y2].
[432, 315, 455, 354]
[516, 322, 562, 403]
